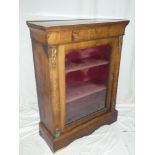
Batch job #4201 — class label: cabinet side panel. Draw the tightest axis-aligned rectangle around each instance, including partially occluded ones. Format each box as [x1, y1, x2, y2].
[31, 40, 54, 133]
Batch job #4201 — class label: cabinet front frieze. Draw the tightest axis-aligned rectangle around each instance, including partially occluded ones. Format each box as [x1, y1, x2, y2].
[47, 24, 126, 45]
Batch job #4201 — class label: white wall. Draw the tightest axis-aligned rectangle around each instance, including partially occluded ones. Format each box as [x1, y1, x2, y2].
[19, 0, 135, 106]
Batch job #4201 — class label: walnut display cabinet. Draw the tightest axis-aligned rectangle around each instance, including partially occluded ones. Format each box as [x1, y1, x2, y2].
[27, 19, 129, 152]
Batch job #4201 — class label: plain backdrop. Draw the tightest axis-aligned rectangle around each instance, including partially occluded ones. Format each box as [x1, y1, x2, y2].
[19, 2, 135, 153]
[19, 0, 135, 108]
[2, 0, 155, 155]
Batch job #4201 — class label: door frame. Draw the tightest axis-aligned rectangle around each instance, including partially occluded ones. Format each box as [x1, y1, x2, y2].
[57, 37, 119, 133]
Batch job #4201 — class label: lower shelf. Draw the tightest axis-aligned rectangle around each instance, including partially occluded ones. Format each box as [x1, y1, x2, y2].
[66, 90, 107, 124]
[66, 80, 106, 102]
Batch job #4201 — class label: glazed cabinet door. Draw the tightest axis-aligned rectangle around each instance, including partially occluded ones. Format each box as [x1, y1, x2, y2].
[58, 38, 119, 132]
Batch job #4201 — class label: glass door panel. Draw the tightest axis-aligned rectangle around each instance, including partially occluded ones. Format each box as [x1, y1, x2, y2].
[65, 45, 111, 124]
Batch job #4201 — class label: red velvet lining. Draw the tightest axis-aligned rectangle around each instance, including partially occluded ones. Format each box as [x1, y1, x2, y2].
[65, 45, 111, 123]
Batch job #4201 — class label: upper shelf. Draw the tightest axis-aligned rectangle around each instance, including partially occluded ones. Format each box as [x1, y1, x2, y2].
[65, 58, 109, 73]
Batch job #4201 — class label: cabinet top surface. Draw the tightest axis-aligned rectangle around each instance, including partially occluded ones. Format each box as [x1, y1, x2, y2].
[27, 19, 129, 30]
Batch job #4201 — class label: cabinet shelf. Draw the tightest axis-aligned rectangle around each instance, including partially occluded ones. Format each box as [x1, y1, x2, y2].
[66, 81, 106, 102]
[65, 58, 109, 73]
[66, 90, 107, 124]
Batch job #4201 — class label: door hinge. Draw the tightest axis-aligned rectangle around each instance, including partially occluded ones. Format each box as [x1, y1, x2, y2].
[112, 101, 116, 107]
[55, 128, 61, 138]
[119, 36, 123, 51]
[110, 74, 114, 81]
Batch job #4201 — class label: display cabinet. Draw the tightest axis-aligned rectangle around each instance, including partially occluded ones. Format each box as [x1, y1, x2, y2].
[27, 19, 129, 152]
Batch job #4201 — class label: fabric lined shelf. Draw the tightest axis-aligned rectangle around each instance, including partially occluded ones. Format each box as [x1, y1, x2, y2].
[66, 90, 107, 124]
[65, 58, 109, 73]
[66, 81, 107, 102]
